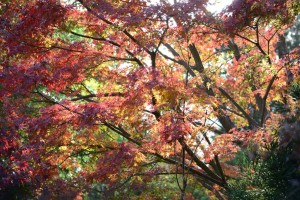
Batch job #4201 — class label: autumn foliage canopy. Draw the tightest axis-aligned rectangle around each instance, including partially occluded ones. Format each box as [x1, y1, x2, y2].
[0, 0, 300, 199]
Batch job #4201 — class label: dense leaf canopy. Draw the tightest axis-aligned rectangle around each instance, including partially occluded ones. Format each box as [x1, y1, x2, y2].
[0, 0, 299, 199]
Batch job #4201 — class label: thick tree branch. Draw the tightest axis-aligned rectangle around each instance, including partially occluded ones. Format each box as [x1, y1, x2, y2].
[228, 39, 241, 61]
[154, 153, 224, 186]
[218, 87, 259, 127]
[177, 138, 223, 183]
[161, 44, 235, 131]
[260, 65, 284, 126]
[220, 106, 244, 118]
[188, 44, 204, 73]
[202, 134, 226, 183]
[260, 76, 277, 126]
[159, 45, 196, 76]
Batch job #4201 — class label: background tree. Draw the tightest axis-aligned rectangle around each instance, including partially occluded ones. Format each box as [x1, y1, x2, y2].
[0, 0, 299, 199]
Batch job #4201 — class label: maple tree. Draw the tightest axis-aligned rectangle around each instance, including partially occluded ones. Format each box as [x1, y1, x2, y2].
[0, 0, 300, 199]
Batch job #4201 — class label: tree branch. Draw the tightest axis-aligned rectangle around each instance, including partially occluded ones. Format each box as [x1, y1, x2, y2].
[70, 31, 145, 67]
[188, 44, 204, 73]
[218, 87, 259, 127]
[103, 122, 225, 186]
[177, 138, 223, 183]
[160, 44, 196, 76]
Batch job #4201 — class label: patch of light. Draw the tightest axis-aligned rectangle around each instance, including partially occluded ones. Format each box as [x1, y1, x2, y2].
[206, 0, 233, 14]
[150, 0, 233, 13]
